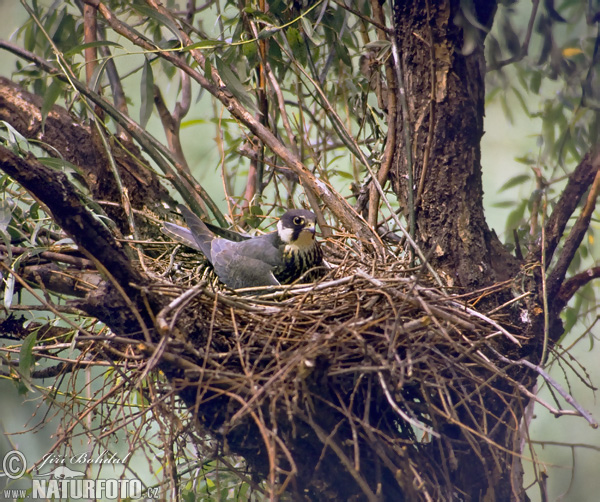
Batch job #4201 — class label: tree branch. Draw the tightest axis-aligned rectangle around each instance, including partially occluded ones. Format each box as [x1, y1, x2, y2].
[83, 0, 379, 244]
[0, 147, 143, 295]
[546, 159, 600, 309]
[554, 266, 600, 312]
[542, 147, 600, 266]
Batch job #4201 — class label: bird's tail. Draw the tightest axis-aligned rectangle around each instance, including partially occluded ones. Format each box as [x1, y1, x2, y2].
[176, 204, 215, 259]
[162, 222, 203, 252]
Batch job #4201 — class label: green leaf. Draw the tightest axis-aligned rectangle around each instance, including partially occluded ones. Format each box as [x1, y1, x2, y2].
[336, 43, 352, 67]
[40, 79, 63, 131]
[530, 71, 542, 94]
[181, 491, 195, 502]
[63, 41, 123, 57]
[244, 205, 263, 228]
[561, 306, 578, 334]
[38, 157, 85, 177]
[3, 273, 15, 310]
[182, 39, 226, 51]
[505, 200, 527, 231]
[214, 56, 257, 113]
[88, 56, 112, 93]
[499, 93, 514, 124]
[0, 120, 30, 153]
[499, 174, 530, 192]
[204, 56, 213, 83]
[333, 170, 356, 180]
[242, 39, 258, 65]
[511, 87, 531, 118]
[258, 28, 278, 40]
[19, 331, 38, 385]
[286, 27, 307, 66]
[140, 57, 155, 129]
[491, 200, 517, 208]
[132, 4, 184, 44]
[0, 199, 14, 235]
[500, 16, 521, 56]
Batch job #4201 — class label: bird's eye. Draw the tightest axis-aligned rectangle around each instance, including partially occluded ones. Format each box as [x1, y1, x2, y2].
[293, 216, 304, 226]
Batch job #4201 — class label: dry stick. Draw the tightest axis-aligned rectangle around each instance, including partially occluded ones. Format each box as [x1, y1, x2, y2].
[156, 282, 207, 334]
[390, 21, 415, 248]
[299, 412, 380, 502]
[377, 372, 441, 438]
[154, 82, 191, 173]
[210, 387, 291, 500]
[540, 192, 550, 365]
[416, 286, 522, 346]
[415, 0, 436, 213]
[0, 245, 93, 268]
[0, 344, 116, 367]
[367, 0, 398, 228]
[486, 291, 532, 316]
[490, 349, 598, 428]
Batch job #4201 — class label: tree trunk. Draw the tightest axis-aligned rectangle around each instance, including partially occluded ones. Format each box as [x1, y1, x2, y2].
[390, 0, 519, 288]
[387, 2, 530, 500]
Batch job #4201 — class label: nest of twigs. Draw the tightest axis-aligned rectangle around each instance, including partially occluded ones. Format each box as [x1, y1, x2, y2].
[145, 235, 533, 500]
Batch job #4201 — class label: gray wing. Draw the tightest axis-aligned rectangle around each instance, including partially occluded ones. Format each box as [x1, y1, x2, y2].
[211, 235, 283, 288]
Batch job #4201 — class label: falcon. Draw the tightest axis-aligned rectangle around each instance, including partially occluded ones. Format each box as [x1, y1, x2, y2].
[163, 205, 323, 289]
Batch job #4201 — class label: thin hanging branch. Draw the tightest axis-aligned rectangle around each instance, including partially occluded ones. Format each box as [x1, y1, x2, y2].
[83, 0, 379, 243]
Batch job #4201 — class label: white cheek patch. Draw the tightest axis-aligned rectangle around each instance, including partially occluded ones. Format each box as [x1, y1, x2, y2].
[277, 220, 295, 243]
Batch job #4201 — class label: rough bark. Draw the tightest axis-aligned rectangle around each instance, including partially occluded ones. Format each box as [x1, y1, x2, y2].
[388, 2, 529, 500]
[389, 0, 518, 289]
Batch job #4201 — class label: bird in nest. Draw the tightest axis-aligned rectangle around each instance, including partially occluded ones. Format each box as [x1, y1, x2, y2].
[162, 205, 323, 289]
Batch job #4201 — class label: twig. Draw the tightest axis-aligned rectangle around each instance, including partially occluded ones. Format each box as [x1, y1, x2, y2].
[492, 350, 598, 429]
[377, 372, 440, 438]
[487, 0, 540, 72]
[156, 282, 207, 334]
[390, 27, 415, 251]
[486, 291, 531, 315]
[300, 411, 380, 502]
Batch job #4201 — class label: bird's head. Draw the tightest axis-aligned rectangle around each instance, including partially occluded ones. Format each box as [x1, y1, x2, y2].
[277, 209, 318, 250]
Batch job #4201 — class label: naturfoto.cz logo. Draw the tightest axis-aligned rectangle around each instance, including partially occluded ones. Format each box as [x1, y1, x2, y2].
[31, 478, 143, 499]
[1, 449, 156, 500]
